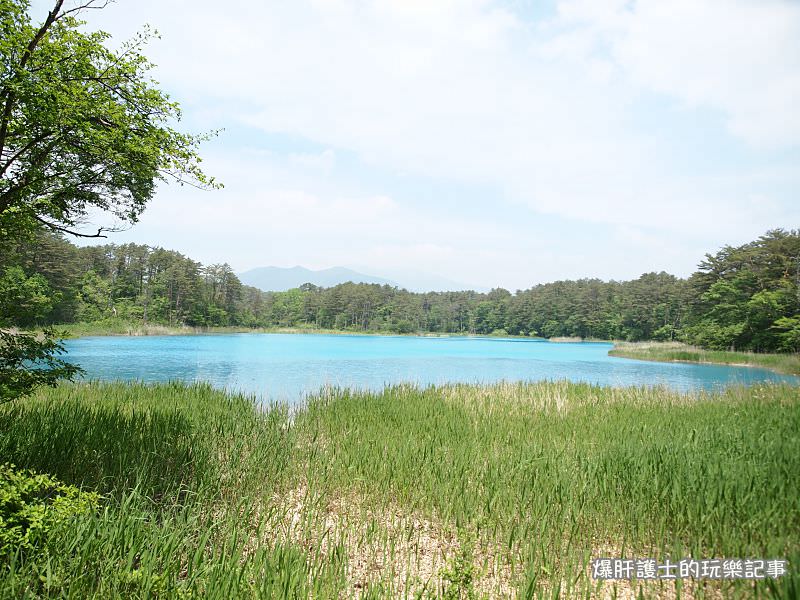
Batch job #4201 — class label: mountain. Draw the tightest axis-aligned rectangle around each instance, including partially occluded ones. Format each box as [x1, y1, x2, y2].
[239, 266, 398, 292]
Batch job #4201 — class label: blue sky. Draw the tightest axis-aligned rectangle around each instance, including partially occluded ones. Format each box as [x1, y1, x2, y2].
[36, 0, 800, 291]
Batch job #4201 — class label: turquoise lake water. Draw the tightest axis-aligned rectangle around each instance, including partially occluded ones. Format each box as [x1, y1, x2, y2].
[63, 333, 799, 402]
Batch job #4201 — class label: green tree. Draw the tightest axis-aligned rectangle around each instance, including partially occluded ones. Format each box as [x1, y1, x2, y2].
[0, 328, 81, 403]
[0, 0, 217, 401]
[0, 0, 219, 237]
[772, 316, 800, 352]
[0, 261, 80, 403]
[0, 266, 55, 326]
[684, 229, 800, 351]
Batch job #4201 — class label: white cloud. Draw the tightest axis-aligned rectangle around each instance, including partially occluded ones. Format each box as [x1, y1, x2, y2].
[60, 0, 800, 287]
[561, 0, 800, 148]
[288, 149, 337, 175]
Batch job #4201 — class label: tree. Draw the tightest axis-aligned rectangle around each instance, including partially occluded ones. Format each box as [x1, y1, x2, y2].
[772, 316, 800, 352]
[0, 0, 219, 238]
[683, 229, 800, 351]
[0, 266, 55, 326]
[0, 263, 81, 403]
[0, 328, 81, 402]
[0, 0, 218, 401]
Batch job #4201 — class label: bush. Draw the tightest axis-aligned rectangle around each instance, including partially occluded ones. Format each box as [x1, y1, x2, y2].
[393, 319, 414, 334]
[0, 464, 99, 557]
[652, 324, 677, 341]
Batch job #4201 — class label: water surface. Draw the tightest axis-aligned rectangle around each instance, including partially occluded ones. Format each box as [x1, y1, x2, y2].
[63, 333, 798, 402]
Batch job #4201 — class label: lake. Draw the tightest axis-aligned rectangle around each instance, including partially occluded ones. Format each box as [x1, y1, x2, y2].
[62, 333, 799, 402]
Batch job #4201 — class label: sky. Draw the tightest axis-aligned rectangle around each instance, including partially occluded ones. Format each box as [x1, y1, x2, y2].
[33, 0, 800, 291]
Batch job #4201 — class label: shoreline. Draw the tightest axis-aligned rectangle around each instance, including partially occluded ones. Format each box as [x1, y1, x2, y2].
[49, 322, 559, 341]
[48, 321, 612, 343]
[44, 323, 800, 376]
[609, 342, 800, 376]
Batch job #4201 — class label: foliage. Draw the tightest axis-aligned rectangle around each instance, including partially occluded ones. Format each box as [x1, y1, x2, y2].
[0, 463, 99, 557]
[0, 0, 218, 239]
[3, 230, 800, 357]
[0, 0, 218, 403]
[0, 231, 692, 338]
[684, 229, 800, 351]
[0, 265, 55, 326]
[0, 252, 80, 404]
[0, 242, 81, 404]
[440, 534, 476, 600]
[0, 381, 308, 598]
[773, 316, 800, 352]
[1, 380, 797, 597]
[0, 328, 82, 403]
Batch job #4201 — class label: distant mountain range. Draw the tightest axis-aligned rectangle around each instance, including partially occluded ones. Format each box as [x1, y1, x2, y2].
[239, 266, 398, 292]
[238, 265, 486, 293]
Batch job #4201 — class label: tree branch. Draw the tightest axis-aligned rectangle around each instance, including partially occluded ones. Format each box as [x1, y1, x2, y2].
[0, 131, 53, 178]
[58, 0, 113, 19]
[33, 215, 109, 238]
[0, 0, 65, 164]
[159, 169, 216, 191]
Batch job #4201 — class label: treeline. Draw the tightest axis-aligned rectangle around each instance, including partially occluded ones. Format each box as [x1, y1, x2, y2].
[1, 229, 799, 352]
[0, 234, 253, 327]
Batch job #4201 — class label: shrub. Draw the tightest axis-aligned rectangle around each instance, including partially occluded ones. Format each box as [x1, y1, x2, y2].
[0, 464, 99, 557]
[393, 319, 414, 334]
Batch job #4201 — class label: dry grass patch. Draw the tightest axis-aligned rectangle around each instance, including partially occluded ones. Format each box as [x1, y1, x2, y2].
[255, 482, 515, 598]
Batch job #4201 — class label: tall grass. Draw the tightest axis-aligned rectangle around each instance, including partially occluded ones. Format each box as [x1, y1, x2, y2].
[610, 341, 800, 376]
[1, 380, 798, 598]
[53, 319, 197, 337]
[0, 382, 322, 598]
[53, 319, 331, 337]
[53, 320, 539, 340]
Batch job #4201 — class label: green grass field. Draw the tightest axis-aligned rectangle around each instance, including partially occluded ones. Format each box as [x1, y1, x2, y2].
[1, 381, 798, 598]
[609, 342, 800, 376]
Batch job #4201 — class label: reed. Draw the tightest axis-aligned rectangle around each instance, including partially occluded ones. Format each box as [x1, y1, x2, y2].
[610, 341, 800, 376]
[1, 380, 797, 598]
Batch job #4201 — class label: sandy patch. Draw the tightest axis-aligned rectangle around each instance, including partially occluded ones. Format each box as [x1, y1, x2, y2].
[258, 482, 515, 598]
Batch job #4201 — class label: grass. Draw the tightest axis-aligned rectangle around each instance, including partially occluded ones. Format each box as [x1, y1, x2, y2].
[53, 320, 419, 339]
[48, 319, 544, 340]
[610, 341, 800, 376]
[50, 320, 407, 339]
[1, 380, 799, 598]
[52, 319, 279, 338]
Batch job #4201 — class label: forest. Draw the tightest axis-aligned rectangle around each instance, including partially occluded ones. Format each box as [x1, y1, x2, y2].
[2, 228, 799, 352]
[0, 2, 798, 597]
